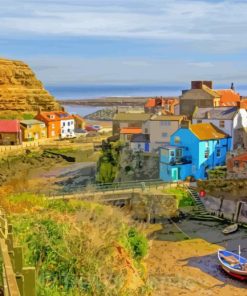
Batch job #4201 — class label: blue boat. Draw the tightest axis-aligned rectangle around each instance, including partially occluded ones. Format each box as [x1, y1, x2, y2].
[218, 250, 247, 280]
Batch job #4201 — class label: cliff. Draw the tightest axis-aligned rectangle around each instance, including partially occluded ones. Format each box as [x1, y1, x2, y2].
[0, 58, 60, 112]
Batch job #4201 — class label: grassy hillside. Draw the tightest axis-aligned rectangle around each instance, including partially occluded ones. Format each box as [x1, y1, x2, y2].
[0, 193, 150, 296]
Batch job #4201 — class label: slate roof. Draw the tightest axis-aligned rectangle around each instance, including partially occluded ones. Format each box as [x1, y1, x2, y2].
[113, 113, 150, 121]
[0, 120, 20, 133]
[193, 107, 238, 120]
[130, 134, 150, 143]
[190, 123, 230, 140]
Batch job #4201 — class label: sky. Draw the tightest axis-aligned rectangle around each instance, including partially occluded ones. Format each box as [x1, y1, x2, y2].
[1, 0, 247, 87]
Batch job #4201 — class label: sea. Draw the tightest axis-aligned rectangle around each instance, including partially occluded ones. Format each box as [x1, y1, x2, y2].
[46, 84, 247, 117]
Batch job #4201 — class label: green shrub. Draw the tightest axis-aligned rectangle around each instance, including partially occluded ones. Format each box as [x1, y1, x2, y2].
[127, 228, 148, 260]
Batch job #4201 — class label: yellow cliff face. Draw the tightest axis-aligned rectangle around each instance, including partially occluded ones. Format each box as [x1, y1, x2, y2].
[0, 58, 61, 112]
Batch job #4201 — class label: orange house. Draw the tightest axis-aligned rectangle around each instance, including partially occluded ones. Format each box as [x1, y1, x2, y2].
[35, 112, 61, 138]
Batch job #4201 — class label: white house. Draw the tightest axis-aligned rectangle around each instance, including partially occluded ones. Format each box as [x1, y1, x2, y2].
[192, 107, 247, 149]
[59, 113, 75, 138]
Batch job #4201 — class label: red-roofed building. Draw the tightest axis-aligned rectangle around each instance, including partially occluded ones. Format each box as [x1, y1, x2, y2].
[144, 97, 179, 115]
[0, 120, 22, 145]
[35, 111, 75, 138]
[217, 89, 241, 106]
[120, 127, 142, 141]
[227, 152, 247, 179]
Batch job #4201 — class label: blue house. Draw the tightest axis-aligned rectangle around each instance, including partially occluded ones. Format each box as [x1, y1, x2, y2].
[160, 122, 232, 181]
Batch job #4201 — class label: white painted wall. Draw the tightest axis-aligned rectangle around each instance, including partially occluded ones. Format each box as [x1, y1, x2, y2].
[61, 119, 75, 138]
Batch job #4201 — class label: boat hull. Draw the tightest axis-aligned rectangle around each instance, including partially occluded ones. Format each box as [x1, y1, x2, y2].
[218, 250, 247, 279]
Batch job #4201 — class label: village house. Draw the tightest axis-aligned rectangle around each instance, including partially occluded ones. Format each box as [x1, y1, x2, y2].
[72, 114, 85, 131]
[112, 113, 151, 135]
[143, 114, 185, 152]
[192, 106, 247, 149]
[35, 111, 75, 138]
[119, 127, 142, 142]
[227, 152, 247, 179]
[144, 97, 179, 115]
[130, 134, 150, 152]
[20, 119, 47, 141]
[159, 122, 232, 182]
[0, 120, 22, 145]
[179, 81, 242, 117]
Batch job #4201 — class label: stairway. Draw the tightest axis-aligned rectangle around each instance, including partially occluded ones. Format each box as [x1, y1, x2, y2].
[186, 186, 224, 222]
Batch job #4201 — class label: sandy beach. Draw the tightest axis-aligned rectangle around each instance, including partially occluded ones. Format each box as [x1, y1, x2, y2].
[146, 220, 247, 295]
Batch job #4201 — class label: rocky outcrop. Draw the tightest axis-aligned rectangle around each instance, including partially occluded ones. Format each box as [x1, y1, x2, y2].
[0, 58, 60, 112]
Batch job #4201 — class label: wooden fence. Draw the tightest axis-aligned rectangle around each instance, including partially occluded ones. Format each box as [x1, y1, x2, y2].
[0, 209, 36, 296]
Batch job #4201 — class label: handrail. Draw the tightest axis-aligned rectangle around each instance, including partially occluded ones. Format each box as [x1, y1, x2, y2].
[0, 209, 36, 296]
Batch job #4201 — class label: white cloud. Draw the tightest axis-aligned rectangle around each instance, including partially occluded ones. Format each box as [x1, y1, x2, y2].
[1, 0, 247, 52]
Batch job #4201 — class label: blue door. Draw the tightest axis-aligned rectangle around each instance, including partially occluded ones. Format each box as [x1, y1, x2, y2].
[144, 143, 149, 152]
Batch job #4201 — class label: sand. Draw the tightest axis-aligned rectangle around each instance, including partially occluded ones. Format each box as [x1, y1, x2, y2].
[146, 238, 247, 295]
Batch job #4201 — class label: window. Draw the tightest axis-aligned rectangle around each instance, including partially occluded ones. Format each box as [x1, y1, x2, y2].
[216, 149, 221, 157]
[51, 131, 55, 136]
[63, 122, 65, 127]
[51, 124, 55, 129]
[174, 136, 180, 144]
[144, 128, 148, 134]
[162, 132, 168, 138]
[161, 121, 171, 126]
[71, 121, 74, 125]
[219, 120, 225, 128]
[68, 122, 70, 126]
[197, 120, 202, 123]
[170, 151, 175, 157]
[176, 149, 182, 158]
[204, 149, 209, 159]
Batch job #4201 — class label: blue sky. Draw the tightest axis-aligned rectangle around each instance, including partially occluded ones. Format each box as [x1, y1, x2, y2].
[1, 0, 247, 86]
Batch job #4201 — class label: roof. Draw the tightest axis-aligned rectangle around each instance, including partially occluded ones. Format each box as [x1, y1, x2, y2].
[130, 134, 150, 143]
[0, 120, 20, 133]
[189, 123, 230, 140]
[72, 114, 85, 122]
[145, 98, 156, 108]
[20, 119, 45, 126]
[120, 127, 142, 134]
[151, 115, 184, 121]
[193, 107, 238, 120]
[202, 85, 221, 97]
[113, 113, 150, 121]
[217, 89, 240, 104]
[232, 153, 247, 162]
[36, 111, 74, 122]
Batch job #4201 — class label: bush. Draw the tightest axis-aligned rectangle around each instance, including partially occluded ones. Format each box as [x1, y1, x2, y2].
[127, 228, 148, 260]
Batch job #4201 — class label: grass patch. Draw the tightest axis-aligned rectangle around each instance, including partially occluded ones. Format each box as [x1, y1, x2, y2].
[164, 187, 195, 207]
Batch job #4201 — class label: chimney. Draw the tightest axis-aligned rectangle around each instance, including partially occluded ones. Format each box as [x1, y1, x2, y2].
[231, 82, 235, 91]
[181, 120, 191, 129]
[191, 81, 213, 89]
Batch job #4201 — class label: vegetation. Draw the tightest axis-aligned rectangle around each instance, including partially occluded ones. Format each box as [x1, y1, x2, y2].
[97, 141, 124, 183]
[0, 111, 34, 120]
[207, 166, 227, 179]
[165, 187, 195, 207]
[0, 193, 149, 295]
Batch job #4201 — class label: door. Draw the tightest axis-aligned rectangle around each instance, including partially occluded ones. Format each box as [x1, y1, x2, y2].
[144, 143, 149, 152]
[171, 168, 178, 181]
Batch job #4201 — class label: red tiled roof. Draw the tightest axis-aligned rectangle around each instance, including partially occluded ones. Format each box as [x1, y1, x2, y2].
[217, 89, 240, 105]
[0, 120, 20, 133]
[145, 98, 156, 108]
[36, 111, 74, 122]
[120, 127, 142, 134]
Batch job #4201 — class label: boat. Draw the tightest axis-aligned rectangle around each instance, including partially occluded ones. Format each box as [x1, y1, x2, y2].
[222, 223, 238, 234]
[218, 249, 247, 280]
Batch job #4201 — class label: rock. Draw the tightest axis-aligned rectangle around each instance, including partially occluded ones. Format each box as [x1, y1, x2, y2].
[0, 58, 60, 112]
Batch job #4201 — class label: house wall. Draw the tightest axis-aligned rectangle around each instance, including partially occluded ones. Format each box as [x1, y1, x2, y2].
[47, 121, 60, 138]
[145, 120, 181, 152]
[180, 89, 215, 117]
[113, 121, 144, 135]
[130, 142, 149, 152]
[0, 132, 21, 145]
[21, 124, 47, 141]
[61, 119, 75, 138]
